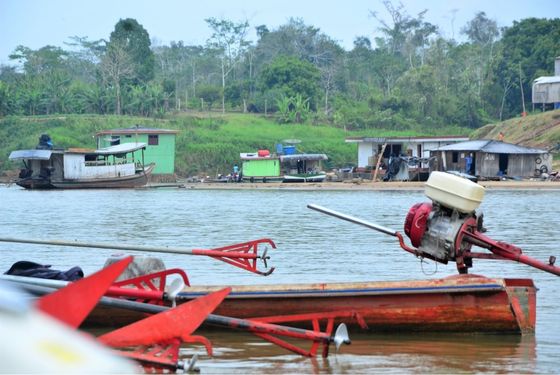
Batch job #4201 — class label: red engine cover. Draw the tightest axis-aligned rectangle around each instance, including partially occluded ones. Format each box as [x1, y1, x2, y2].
[404, 202, 432, 248]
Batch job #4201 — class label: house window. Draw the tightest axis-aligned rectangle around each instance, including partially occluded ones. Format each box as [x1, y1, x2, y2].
[452, 152, 459, 163]
[148, 134, 159, 145]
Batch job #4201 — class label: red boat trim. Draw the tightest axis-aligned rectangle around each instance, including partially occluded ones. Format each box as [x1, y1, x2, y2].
[177, 283, 505, 299]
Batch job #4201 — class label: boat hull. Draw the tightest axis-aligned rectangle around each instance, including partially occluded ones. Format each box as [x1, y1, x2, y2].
[283, 173, 326, 183]
[15, 177, 55, 189]
[85, 275, 536, 333]
[17, 164, 154, 190]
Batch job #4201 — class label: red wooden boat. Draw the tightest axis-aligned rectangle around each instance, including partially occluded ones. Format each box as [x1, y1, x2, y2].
[84, 274, 535, 334]
[176, 275, 536, 333]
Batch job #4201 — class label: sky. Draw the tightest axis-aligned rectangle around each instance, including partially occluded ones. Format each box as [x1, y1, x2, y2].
[1, 0, 559, 66]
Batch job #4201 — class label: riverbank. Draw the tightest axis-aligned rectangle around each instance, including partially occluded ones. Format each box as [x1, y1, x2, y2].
[174, 179, 560, 191]
[3, 177, 559, 191]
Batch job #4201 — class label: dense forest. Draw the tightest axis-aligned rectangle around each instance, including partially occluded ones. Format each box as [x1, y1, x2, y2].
[0, 2, 559, 132]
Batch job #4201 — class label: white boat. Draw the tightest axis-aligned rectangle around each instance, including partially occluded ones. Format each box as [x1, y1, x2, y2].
[9, 141, 154, 189]
[280, 154, 328, 183]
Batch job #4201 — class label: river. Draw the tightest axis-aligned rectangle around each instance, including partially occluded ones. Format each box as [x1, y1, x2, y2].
[0, 185, 558, 373]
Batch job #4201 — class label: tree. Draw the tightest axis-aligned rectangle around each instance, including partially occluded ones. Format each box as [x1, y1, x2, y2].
[108, 18, 155, 85]
[461, 12, 499, 46]
[370, 0, 438, 67]
[460, 12, 500, 101]
[493, 18, 560, 117]
[258, 56, 321, 110]
[99, 40, 134, 115]
[205, 17, 250, 113]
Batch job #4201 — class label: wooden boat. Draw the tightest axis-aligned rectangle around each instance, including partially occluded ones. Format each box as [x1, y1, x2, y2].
[9, 142, 154, 189]
[282, 172, 327, 183]
[279, 154, 328, 183]
[85, 274, 536, 334]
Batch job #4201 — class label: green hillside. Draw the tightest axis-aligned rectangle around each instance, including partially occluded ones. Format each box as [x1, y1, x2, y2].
[471, 109, 560, 167]
[0, 113, 466, 178]
[471, 109, 560, 148]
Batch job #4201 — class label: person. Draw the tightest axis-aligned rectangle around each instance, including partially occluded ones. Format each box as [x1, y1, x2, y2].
[232, 164, 240, 182]
[498, 132, 504, 141]
[465, 153, 473, 175]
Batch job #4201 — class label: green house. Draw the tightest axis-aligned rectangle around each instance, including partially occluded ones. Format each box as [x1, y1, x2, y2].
[96, 127, 179, 175]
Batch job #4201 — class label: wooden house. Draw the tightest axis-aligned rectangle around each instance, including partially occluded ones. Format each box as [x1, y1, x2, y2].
[432, 140, 551, 178]
[345, 136, 469, 169]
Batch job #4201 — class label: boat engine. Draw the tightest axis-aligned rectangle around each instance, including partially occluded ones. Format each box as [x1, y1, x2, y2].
[307, 172, 560, 276]
[403, 172, 559, 275]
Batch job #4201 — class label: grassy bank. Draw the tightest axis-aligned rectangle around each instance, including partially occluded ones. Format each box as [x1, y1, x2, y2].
[0, 112, 469, 177]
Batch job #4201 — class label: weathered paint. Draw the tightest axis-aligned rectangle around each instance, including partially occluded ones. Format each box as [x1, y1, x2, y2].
[85, 275, 537, 334]
[63, 153, 136, 179]
[97, 132, 177, 175]
[347, 136, 469, 168]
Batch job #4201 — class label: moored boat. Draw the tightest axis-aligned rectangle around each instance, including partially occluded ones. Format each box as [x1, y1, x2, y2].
[9, 139, 154, 189]
[85, 274, 536, 334]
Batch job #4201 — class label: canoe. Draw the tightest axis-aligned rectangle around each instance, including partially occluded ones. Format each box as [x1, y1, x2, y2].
[85, 274, 536, 334]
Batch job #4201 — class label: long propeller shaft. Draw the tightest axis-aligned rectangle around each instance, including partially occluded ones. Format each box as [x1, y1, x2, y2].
[0, 236, 276, 275]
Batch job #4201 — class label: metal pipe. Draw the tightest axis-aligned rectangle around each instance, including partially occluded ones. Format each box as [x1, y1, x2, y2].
[307, 204, 398, 236]
[14, 282, 349, 349]
[0, 236, 202, 255]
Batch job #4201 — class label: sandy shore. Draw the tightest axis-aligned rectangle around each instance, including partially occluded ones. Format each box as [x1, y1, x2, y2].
[174, 179, 560, 191]
[3, 177, 558, 191]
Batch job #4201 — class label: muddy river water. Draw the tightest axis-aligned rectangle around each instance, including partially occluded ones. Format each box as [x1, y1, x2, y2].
[1, 185, 558, 373]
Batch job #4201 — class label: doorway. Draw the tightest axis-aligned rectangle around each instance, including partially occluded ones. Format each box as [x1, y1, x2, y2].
[498, 154, 509, 175]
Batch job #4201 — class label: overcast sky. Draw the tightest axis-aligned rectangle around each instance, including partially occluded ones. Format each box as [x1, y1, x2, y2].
[1, 0, 558, 65]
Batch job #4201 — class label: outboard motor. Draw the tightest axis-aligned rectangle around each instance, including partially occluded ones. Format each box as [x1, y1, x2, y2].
[403, 172, 558, 275]
[404, 172, 485, 273]
[308, 171, 560, 277]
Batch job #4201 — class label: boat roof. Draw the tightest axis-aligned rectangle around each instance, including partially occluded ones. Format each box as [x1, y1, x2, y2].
[67, 142, 147, 155]
[434, 140, 547, 154]
[279, 154, 328, 161]
[9, 149, 56, 160]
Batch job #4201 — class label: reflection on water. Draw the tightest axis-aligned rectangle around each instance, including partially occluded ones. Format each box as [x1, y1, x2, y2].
[182, 331, 537, 374]
[0, 185, 559, 373]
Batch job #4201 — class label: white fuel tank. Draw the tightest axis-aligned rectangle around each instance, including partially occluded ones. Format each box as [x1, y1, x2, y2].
[424, 171, 485, 213]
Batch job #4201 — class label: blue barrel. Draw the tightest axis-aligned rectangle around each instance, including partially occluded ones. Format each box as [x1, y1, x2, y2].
[284, 146, 296, 155]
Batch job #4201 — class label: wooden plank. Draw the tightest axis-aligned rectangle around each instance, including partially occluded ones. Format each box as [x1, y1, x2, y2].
[372, 143, 387, 182]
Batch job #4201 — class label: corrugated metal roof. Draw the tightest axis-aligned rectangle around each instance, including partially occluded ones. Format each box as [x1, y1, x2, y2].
[9, 149, 53, 160]
[534, 76, 560, 84]
[64, 142, 147, 155]
[434, 140, 546, 154]
[279, 154, 328, 161]
[345, 135, 469, 143]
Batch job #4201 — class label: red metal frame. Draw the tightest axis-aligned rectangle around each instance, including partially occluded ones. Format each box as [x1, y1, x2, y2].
[397, 213, 560, 276]
[247, 311, 362, 357]
[110, 268, 190, 304]
[192, 238, 277, 275]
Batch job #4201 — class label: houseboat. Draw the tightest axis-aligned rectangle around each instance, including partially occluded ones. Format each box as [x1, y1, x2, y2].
[9, 141, 154, 189]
